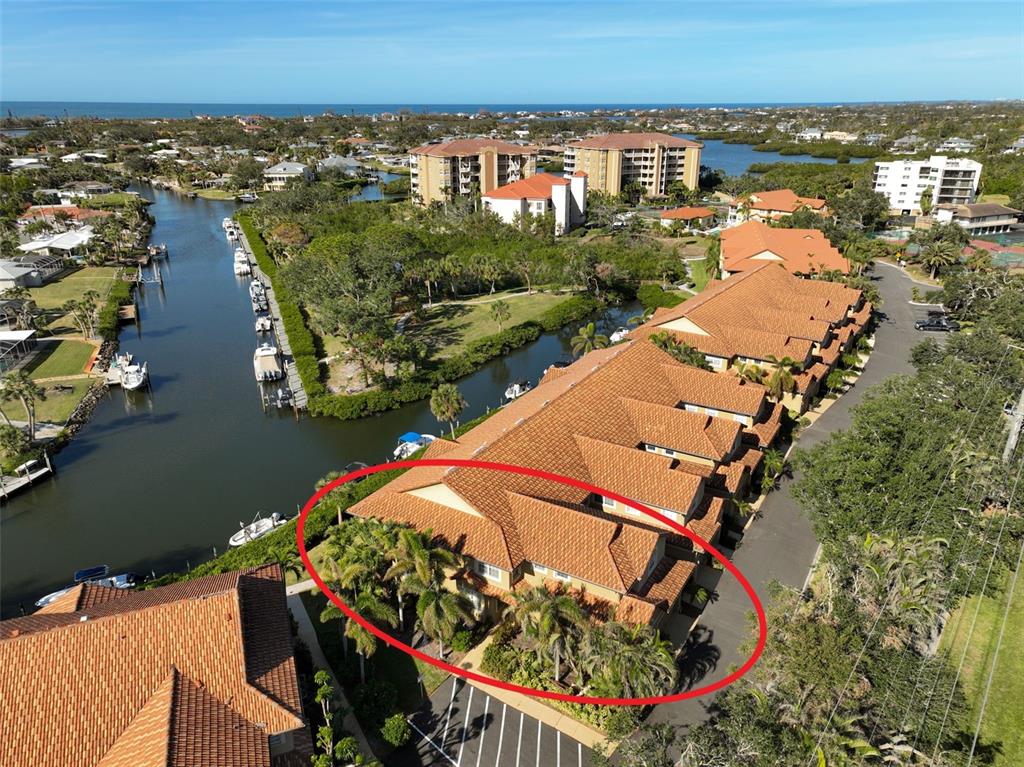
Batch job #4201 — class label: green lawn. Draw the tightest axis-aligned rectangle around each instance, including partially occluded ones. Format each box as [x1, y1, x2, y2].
[689, 259, 716, 292]
[196, 188, 236, 200]
[84, 192, 145, 208]
[29, 267, 119, 309]
[977, 194, 1011, 205]
[23, 340, 95, 378]
[938, 568, 1024, 765]
[404, 290, 571, 360]
[299, 590, 448, 712]
[1, 378, 97, 424]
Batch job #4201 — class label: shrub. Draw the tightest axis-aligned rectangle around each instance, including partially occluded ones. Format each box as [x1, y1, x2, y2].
[490, 620, 520, 647]
[480, 642, 523, 681]
[97, 277, 135, 341]
[637, 283, 685, 311]
[380, 713, 412, 747]
[351, 678, 397, 730]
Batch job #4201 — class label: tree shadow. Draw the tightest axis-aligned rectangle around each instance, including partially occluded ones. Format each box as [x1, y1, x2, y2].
[677, 625, 722, 691]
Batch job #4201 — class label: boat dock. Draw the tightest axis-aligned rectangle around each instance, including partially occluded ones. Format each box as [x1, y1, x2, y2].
[234, 227, 308, 412]
[0, 455, 54, 502]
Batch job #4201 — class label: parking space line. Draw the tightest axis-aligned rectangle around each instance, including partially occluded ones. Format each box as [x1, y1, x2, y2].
[407, 716, 457, 767]
[515, 711, 524, 766]
[557, 730, 561, 767]
[456, 684, 475, 766]
[495, 703, 507, 767]
[441, 678, 459, 748]
[535, 719, 541, 767]
[578, 742, 582, 767]
[475, 695, 490, 767]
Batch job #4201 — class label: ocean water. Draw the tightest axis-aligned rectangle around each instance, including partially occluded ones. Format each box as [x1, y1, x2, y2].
[2, 100, 866, 120]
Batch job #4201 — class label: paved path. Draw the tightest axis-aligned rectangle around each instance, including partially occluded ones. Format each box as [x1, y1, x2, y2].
[647, 262, 931, 733]
[286, 594, 373, 756]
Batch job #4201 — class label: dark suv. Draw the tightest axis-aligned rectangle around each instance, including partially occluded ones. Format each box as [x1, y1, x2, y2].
[915, 316, 961, 332]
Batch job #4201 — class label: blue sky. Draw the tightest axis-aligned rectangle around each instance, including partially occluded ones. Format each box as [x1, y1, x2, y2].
[1, 1, 1022, 104]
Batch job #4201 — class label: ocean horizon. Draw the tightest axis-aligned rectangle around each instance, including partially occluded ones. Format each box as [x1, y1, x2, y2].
[0, 99, 970, 120]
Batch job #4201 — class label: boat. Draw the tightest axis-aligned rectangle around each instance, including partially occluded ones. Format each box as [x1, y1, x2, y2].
[147, 243, 168, 258]
[234, 260, 252, 276]
[120, 359, 149, 390]
[253, 343, 284, 381]
[222, 217, 233, 230]
[249, 280, 266, 301]
[34, 585, 75, 608]
[255, 316, 273, 333]
[252, 298, 268, 313]
[504, 380, 532, 400]
[74, 564, 109, 583]
[237, 192, 259, 203]
[609, 327, 630, 344]
[234, 247, 247, 260]
[345, 461, 370, 482]
[229, 511, 287, 547]
[393, 432, 436, 459]
[34, 568, 143, 608]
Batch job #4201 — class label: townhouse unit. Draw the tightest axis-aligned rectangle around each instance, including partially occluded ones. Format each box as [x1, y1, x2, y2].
[481, 172, 587, 234]
[659, 206, 716, 230]
[727, 188, 828, 225]
[563, 133, 702, 197]
[633, 263, 869, 413]
[350, 341, 784, 627]
[933, 202, 1020, 235]
[719, 220, 850, 277]
[263, 161, 313, 191]
[0, 566, 311, 767]
[409, 138, 538, 206]
[872, 155, 982, 215]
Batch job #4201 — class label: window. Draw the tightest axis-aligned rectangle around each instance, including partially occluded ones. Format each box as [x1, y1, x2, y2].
[532, 562, 548, 575]
[474, 560, 501, 581]
[552, 569, 571, 582]
[732, 412, 747, 423]
[602, 495, 615, 509]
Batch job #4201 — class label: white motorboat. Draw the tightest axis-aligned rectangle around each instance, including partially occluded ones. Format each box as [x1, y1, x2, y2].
[237, 192, 259, 203]
[234, 247, 247, 260]
[222, 217, 234, 230]
[609, 327, 630, 344]
[504, 380, 532, 400]
[234, 260, 252, 276]
[249, 281, 266, 301]
[253, 343, 283, 381]
[120, 359, 149, 391]
[34, 569, 142, 607]
[34, 585, 75, 608]
[229, 512, 287, 547]
[255, 316, 273, 333]
[252, 298, 268, 313]
[393, 432, 436, 459]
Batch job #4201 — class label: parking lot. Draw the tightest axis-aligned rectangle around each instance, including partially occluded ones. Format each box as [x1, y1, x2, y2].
[391, 678, 595, 767]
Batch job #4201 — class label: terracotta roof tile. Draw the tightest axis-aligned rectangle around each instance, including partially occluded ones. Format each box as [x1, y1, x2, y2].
[660, 206, 714, 220]
[482, 172, 569, 200]
[740, 189, 827, 214]
[721, 221, 849, 276]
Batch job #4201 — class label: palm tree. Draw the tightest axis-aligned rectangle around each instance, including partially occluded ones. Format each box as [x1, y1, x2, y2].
[918, 239, 960, 280]
[510, 586, 585, 681]
[591, 622, 678, 699]
[762, 355, 799, 401]
[345, 591, 399, 682]
[413, 584, 473, 659]
[429, 383, 467, 440]
[761, 448, 787, 491]
[490, 299, 511, 331]
[1, 371, 46, 441]
[570, 322, 609, 357]
[386, 528, 462, 632]
[734, 360, 764, 383]
[965, 247, 992, 272]
[649, 331, 711, 370]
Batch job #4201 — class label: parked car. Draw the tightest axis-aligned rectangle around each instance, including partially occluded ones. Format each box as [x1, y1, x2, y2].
[915, 317, 960, 332]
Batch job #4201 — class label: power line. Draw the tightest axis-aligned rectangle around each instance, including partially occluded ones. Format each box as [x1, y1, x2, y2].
[804, 343, 1012, 765]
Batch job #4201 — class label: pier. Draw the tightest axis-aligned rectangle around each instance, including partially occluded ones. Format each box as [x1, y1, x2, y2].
[0, 455, 54, 502]
[234, 227, 308, 411]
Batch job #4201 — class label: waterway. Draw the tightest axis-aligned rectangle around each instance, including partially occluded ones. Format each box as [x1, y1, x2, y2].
[0, 184, 635, 615]
[676, 134, 869, 176]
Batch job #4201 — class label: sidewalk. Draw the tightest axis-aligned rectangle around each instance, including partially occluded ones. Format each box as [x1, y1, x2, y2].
[454, 634, 612, 752]
[286, 593, 374, 757]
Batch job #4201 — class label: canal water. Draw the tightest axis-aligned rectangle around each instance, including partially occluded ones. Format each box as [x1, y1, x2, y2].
[675, 134, 868, 176]
[0, 185, 635, 615]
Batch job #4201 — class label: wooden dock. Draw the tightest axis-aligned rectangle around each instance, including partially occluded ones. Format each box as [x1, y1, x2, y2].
[236, 228, 308, 411]
[0, 457, 54, 502]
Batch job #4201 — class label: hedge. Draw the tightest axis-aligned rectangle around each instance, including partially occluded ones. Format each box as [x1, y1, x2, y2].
[637, 284, 686, 312]
[146, 409, 499, 586]
[97, 276, 135, 341]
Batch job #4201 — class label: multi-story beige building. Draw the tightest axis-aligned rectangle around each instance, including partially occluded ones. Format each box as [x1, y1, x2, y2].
[563, 132, 702, 197]
[409, 138, 538, 206]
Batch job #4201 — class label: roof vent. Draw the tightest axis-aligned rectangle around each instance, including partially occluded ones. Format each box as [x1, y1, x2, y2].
[79, 615, 89, 622]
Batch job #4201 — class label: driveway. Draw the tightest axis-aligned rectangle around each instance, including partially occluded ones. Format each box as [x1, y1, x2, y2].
[647, 262, 932, 732]
[391, 677, 595, 767]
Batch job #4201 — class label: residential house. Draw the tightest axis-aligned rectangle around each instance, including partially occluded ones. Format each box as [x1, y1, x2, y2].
[872, 155, 982, 215]
[933, 203, 1020, 235]
[318, 154, 363, 177]
[822, 131, 859, 143]
[17, 226, 95, 263]
[633, 262, 869, 412]
[18, 204, 112, 228]
[263, 161, 313, 191]
[719, 220, 850, 277]
[935, 136, 976, 153]
[794, 128, 823, 141]
[0, 262, 41, 290]
[563, 133, 702, 197]
[0, 330, 37, 373]
[409, 138, 538, 206]
[481, 172, 587, 234]
[0, 565, 312, 767]
[659, 206, 716, 230]
[892, 134, 926, 153]
[350, 340, 785, 627]
[60, 181, 113, 201]
[727, 188, 828, 225]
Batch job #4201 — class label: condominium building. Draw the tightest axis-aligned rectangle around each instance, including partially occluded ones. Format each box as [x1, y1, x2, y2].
[563, 133, 702, 197]
[872, 155, 982, 215]
[933, 202, 1020, 235]
[0, 565, 311, 767]
[726, 188, 828, 225]
[481, 172, 587, 234]
[409, 138, 538, 206]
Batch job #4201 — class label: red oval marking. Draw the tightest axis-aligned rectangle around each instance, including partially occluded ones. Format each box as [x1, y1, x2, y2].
[297, 458, 767, 706]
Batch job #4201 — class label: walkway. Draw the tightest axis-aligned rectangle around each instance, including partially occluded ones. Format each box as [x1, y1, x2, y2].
[235, 227, 309, 409]
[285, 593, 373, 756]
[647, 262, 929, 733]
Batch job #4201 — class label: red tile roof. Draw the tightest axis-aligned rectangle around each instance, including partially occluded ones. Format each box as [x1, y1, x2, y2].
[482, 172, 569, 200]
[740, 189, 827, 215]
[721, 221, 850, 275]
[0, 566, 308, 767]
[660, 206, 715, 220]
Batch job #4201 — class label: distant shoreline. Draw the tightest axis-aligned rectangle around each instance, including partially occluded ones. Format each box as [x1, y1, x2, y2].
[0, 98, 1009, 120]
